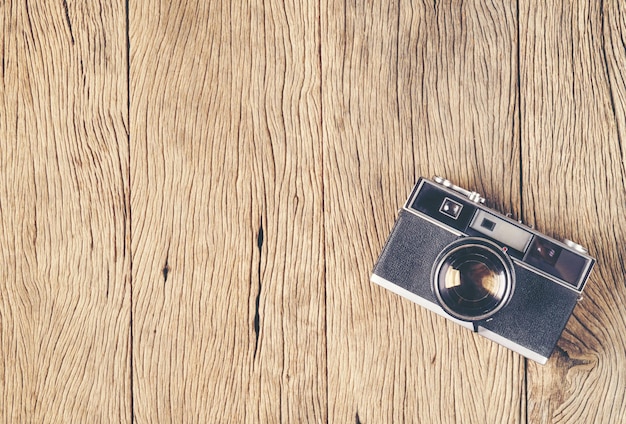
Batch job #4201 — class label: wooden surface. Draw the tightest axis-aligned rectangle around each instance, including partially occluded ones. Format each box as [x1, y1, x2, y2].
[1, 0, 625, 422]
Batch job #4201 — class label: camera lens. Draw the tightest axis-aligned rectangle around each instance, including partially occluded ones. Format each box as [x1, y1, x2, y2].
[432, 238, 515, 322]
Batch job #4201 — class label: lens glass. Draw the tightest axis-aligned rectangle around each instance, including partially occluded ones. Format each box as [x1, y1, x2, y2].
[434, 241, 513, 321]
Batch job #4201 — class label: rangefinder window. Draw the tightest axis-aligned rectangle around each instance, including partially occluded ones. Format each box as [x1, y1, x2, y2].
[439, 197, 463, 219]
[410, 183, 476, 231]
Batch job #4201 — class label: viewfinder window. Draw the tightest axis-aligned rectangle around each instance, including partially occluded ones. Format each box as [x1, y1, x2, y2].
[525, 237, 588, 287]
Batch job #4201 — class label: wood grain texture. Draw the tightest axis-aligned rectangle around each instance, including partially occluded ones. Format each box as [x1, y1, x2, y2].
[129, 0, 325, 421]
[3, 0, 626, 421]
[0, 1, 130, 422]
[322, 1, 524, 422]
[520, 0, 626, 422]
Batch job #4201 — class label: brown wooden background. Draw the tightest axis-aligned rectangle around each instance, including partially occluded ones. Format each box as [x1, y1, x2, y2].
[1, 0, 625, 422]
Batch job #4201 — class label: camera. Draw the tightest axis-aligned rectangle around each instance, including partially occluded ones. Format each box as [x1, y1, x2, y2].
[371, 177, 595, 364]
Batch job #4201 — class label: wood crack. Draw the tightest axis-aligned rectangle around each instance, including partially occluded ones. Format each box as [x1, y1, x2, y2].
[253, 220, 264, 359]
[62, 0, 75, 45]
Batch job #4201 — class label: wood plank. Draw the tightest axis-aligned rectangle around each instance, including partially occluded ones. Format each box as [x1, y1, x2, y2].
[129, 1, 325, 421]
[520, 0, 626, 422]
[322, 0, 524, 422]
[0, 1, 130, 422]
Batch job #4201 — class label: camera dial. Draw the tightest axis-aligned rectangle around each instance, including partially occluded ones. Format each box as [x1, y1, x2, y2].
[433, 176, 486, 204]
[431, 237, 515, 322]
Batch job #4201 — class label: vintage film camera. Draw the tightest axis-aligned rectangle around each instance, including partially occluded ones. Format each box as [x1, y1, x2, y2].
[371, 177, 595, 364]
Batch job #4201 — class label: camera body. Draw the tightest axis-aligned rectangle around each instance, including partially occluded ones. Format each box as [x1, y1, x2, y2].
[371, 177, 595, 364]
